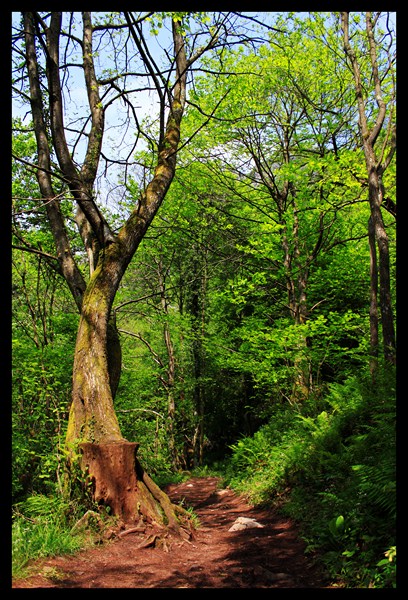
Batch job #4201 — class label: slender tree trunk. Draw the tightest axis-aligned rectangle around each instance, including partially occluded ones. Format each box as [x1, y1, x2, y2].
[164, 321, 178, 466]
[282, 203, 311, 401]
[157, 258, 179, 469]
[368, 216, 379, 376]
[187, 251, 207, 467]
[342, 12, 396, 369]
[367, 167, 395, 365]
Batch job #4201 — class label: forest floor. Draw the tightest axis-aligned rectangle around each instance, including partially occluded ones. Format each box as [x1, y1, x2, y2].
[12, 476, 334, 589]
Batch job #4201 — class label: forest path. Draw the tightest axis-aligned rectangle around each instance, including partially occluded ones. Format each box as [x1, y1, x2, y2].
[12, 476, 330, 589]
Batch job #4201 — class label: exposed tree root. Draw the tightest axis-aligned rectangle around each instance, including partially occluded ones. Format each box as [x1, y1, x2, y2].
[77, 441, 195, 546]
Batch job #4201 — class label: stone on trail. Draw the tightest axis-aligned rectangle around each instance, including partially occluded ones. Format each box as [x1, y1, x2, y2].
[228, 516, 264, 531]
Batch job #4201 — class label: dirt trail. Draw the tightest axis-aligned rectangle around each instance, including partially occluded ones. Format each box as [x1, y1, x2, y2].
[12, 476, 329, 588]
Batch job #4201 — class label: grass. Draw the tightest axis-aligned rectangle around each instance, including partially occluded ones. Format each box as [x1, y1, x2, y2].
[12, 494, 98, 580]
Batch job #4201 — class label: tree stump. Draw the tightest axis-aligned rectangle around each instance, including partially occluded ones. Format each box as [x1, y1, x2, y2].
[79, 441, 186, 532]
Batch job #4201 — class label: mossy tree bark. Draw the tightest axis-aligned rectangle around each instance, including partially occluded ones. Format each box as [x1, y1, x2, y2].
[64, 255, 188, 529]
[66, 266, 123, 445]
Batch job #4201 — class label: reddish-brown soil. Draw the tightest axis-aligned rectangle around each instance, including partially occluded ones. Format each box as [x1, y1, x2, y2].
[12, 476, 330, 589]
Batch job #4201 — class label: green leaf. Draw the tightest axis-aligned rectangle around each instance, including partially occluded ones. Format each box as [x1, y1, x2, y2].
[329, 514, 345, 537]
[335, 515, 345, 533]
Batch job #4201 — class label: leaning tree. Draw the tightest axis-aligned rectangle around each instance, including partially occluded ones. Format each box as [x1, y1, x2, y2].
[12, 11, 270, 528]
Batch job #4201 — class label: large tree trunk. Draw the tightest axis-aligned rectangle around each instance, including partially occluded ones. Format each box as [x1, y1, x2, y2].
[66, 272, 122, 445]
[62, 15, 189, 526]
[65, 262, 187, 530]
[63, 111, 189, 525]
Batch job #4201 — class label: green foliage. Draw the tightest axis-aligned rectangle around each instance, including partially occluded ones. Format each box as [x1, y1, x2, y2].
[12, 259, 78, 500]
[12, 493, 96, 579]
[12, 441, 111, 581]
[12, 11, 395, 589]
[11, 350, 71, 500]
[351, 464, 396, 518]
[225, 371, 396, 588]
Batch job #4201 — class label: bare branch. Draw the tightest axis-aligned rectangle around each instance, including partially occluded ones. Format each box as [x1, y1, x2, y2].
[12, 243, 59, 264]
[118, 328, 165, 369]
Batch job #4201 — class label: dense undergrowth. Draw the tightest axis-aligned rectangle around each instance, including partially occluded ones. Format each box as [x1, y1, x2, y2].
[12, 498, 91, 580]
[11, 468, 114, 581]
[224, 370, 397, 588]
[11, 370, 396, 588]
